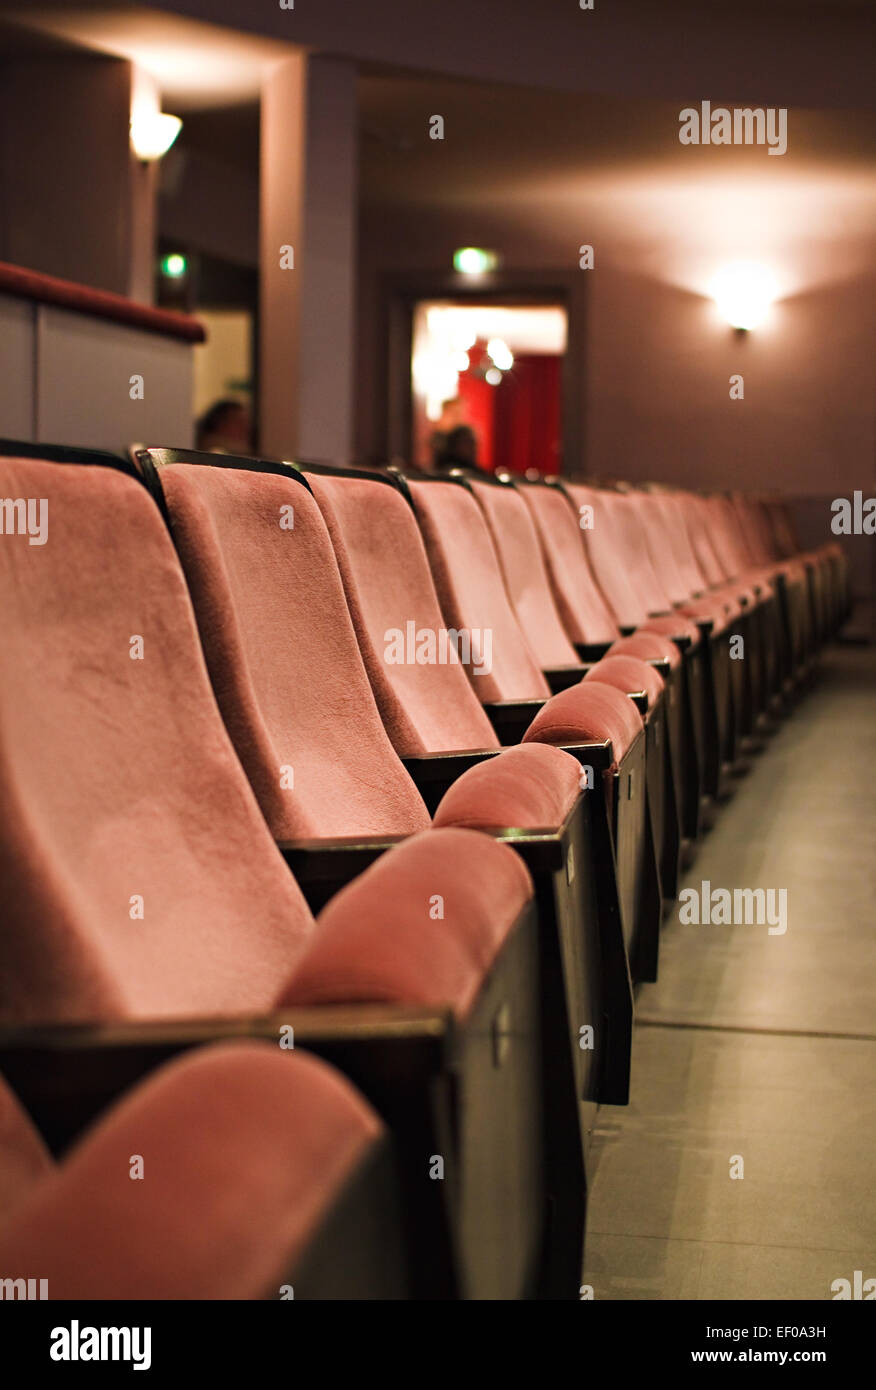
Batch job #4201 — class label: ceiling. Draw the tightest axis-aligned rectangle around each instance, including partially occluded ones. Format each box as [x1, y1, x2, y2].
[0, 7, 292, 107]
[358, 73, 876, 298]
[3, 2, 873, 299]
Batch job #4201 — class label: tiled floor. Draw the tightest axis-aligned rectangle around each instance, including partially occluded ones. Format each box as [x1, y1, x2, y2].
[582, 646, 876, 1300]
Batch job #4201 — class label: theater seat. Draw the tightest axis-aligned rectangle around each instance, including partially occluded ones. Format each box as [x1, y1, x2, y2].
[0, 452, 551, 1299]
[138, 452, 643, 1286]
[517, 478, 622, 655]
[566, 481, 732, 800]
[0, 1045, 405, 1300]
[406, 471, 551, 706]
[0, 457, 313, 1026]
[466, 473, 585, 680]
[303, 464, 637, 1121]
[445, 470, 678, 900]
[152, 459, 432, 843]
[306, 468, 499, 757]
[519, 478, 703, 846]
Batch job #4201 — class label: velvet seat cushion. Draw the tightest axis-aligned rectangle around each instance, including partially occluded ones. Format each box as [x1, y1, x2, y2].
[468, 479, 582, 669]
[584, 654, 665, 709]
[408, 479, 550, 703]
[433, 744, 583, 831]
[0, 1045, 381, 1299]
[285, 828, 533, 1022]
[522, 680, 644, 765]
[307, 472, 499, 757]
[519, 484, 621, 647]
[0, 459, 315, 1027]
[159, 463, 431, 841]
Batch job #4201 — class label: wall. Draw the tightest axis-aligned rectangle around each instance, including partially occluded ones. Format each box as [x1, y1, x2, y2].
[0, 55, 135, 296]
[585, 267, 875, 498]
[585, 266, 876, 602]
[0, 296, 196, 454]
[356, 210, 874, 597]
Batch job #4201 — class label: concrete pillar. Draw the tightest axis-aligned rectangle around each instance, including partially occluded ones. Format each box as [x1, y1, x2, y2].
[259, 54, 357, 462]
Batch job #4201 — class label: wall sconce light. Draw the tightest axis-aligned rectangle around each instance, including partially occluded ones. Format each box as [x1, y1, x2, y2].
[130, 110, 182, 162]
[710, 261, 778, 331]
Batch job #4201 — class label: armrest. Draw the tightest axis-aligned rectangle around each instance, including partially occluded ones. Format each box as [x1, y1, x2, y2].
[278, 835, 403, 911]
[483, 699, 546, 746]
[402, 749, 500, 815]
[0, 1005, 451, 1153]
[543, 664, 588, 694]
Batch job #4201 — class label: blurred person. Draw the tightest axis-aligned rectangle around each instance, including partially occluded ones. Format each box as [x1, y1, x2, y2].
[195, 399, 253, 455]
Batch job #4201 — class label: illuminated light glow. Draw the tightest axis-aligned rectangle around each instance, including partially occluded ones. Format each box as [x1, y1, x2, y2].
[451, 327, 477, 351]
[487, 337, 514, 371]
[161, 252, 187, 278]
[453, 247, 498, 275]
[453, 351, 470, 372]
[130, 110, 182, 161]
[485, 367, 503, 386]
[710, 261, 779, 330]
[413, 348, 460, 420]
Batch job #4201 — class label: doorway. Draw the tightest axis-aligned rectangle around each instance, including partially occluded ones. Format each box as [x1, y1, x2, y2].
[410, 300, 568, 474]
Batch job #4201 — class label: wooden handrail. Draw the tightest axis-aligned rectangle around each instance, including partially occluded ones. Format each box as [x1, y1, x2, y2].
[0, 260, 206, 343]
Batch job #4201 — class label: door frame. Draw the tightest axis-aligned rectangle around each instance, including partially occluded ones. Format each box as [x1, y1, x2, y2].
[379, 268, 588, 474]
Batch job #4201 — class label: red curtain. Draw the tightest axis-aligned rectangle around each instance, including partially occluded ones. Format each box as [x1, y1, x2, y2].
[456, 365, 495, 471]
[493, 354, 562, 475]
[455, 348, 562, 474]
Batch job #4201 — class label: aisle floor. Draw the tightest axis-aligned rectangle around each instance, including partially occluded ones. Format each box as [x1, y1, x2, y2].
[582, 646, 876, 1300]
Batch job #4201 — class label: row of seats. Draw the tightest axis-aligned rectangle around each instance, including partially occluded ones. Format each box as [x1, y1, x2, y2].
[0, 437, 849, 1299]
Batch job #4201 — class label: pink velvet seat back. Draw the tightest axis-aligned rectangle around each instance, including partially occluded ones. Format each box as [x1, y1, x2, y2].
[569, 485, 664, 629]
[626, 491, 696, 605]
[408, 479, 550, 703]
[519, 484, 620, 646]
[609, 491, 677, 613]
[680, 494, 729, 587]
[764, 499, 800, 559]
[307, 473, 498, 756]
[159, 464, 430, 840]
[701, 495, 749, 580]
[0, 459, 315, 1026]
[659, 492, 712, 595]
[732, 493, 778, 566]
[468, 479, 580, 669]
